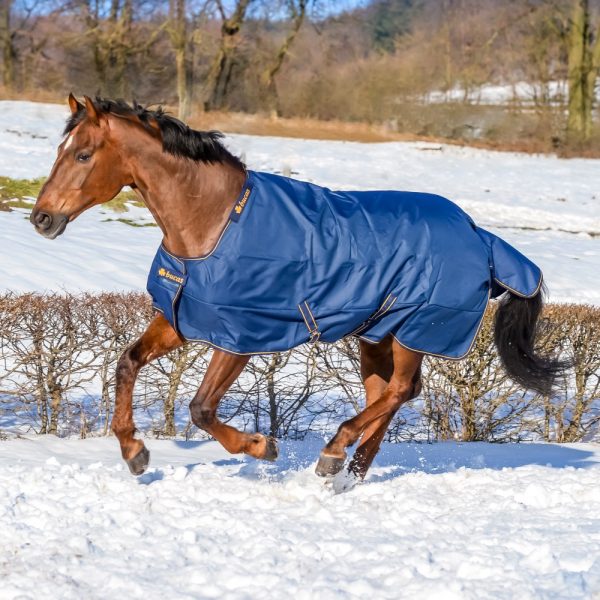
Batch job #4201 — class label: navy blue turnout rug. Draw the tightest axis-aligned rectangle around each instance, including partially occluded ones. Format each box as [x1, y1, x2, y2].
[147, 170, 542, 358]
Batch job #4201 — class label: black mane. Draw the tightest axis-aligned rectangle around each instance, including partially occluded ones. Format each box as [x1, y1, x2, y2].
[64, 97, 244, 169]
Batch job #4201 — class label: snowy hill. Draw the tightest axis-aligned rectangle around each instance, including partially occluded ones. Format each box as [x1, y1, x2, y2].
[0, 100, 598, 303]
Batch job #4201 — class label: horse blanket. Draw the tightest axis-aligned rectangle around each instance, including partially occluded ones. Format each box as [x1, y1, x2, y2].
[147, 170, 542, 357]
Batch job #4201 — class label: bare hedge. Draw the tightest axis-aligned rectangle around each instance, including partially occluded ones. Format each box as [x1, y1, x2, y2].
[0, 292, 598, 443]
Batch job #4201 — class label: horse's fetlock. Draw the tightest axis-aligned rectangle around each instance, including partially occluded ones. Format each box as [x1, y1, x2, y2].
[336, 422, 353, 444]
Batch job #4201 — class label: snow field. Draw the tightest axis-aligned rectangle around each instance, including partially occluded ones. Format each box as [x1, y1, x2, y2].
[1, 437, 600, 599]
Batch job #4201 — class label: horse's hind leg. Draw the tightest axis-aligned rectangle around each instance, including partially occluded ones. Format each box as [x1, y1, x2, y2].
[316, 340, 422, 478]
[314, 336, 393, 476]
[344, 337, 395, 478]
[189, 350, 279, 461]
[112, 314, 183, 475]
[348, 352, 422, 480]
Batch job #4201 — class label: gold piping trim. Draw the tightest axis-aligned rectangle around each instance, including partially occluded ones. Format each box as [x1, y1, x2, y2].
[167, 254, 186, 334]
[159, 174, 252, 262]
[376, 295, 397, 319]
[161, 220, 232, 263]
[494, 273, 543, 299]
[181, 335, 302, 356]
[373, 294, 394, 318]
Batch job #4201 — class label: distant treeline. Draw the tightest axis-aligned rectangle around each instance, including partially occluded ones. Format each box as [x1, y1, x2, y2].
[1, 0, 600, 151]
[0, 292, 598, 443]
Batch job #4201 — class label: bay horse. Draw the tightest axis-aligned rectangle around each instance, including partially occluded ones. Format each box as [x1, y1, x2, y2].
[31, 95, 564, 480]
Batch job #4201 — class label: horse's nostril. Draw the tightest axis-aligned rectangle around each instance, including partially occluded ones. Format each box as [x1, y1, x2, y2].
[34, 211, 52, 230]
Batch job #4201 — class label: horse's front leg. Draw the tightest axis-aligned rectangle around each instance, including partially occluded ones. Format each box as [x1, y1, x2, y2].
[189, 351, 279, 461]
[112, 314, 184, 475]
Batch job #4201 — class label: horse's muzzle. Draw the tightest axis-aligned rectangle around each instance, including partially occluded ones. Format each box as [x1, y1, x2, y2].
[30, 209, 68, 239]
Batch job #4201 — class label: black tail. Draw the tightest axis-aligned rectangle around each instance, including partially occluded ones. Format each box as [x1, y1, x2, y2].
[494, 287, 568, 396]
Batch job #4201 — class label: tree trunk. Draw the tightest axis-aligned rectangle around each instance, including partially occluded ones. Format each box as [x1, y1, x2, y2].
[567, 0, 599, 142]
[266, 354, 281, 437]
[175, 45, 192, 120]
[33, 335, 48, 434]
[461, 401, 476, 441]
[204, 0, 252, 111]
[561, 364, 587, 442]
[163, 347, 189, 437]
[48, 382, 62, 435]
[170, 0, 192, 120]
[0, 0, 13, 89]
[443, 0, 453, 93]
[106, 0, 132, 97]
[260, 0, 307, 116]
[84, 2, 107, 91]
[543, 396, 551, 441]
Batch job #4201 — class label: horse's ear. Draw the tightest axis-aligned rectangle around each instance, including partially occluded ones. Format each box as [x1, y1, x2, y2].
[68, 93, 83, 116]
[83, 95, 99, 125]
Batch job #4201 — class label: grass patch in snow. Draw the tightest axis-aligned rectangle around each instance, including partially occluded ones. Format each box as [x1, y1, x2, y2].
[0, 175, 44, 210]
[102, 217, 157, 227]
[0, 175, 145, 218]
[104, 190, 145, 213]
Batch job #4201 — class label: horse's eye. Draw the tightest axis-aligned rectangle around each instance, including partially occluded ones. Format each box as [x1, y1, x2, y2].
[76, 153, 91, 163]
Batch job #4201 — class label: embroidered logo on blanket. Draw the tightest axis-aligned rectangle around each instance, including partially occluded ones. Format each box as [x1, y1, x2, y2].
[158, 267, 185, 285]
[231, 187, 252, 221]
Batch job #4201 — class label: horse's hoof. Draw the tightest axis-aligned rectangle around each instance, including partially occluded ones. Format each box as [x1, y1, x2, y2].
[347, 458, 368, 481]
[127, 445, 150, 476]
[315, 453, 346, 477]
[262, 436, 279, 462]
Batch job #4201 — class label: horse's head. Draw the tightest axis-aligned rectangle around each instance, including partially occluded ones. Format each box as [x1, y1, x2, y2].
[31, 94, 133, 239]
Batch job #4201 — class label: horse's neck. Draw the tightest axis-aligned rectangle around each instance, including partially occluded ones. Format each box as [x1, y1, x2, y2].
[132, 154, 245, 257]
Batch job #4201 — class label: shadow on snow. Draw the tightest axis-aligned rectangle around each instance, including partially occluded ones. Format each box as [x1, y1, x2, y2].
[137, 438, 600, 486]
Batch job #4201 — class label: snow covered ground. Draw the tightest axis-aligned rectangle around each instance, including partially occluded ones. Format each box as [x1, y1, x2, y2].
[425, 81, 564, 105]
[1, 436, 600, 599]
[424, 80, 595, 105]
[1, 101, 600, 599]
[0, 100, 598, 303]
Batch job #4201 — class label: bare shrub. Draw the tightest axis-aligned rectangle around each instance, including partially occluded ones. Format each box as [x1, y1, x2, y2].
[0, 293, 598, 443]
[422, 308, 533, 442]
[541, 304, 600, 442]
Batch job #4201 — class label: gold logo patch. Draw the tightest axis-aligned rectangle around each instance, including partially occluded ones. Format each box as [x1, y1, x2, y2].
[234, 188, 251, 215]
[158, 267, 184, 284]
